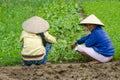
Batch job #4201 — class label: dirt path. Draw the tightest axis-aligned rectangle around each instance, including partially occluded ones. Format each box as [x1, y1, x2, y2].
[0, 61, 120, 80]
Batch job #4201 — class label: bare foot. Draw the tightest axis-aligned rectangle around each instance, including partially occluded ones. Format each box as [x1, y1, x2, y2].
[46, 62, 51, 65]
[89, 60, 101, 64]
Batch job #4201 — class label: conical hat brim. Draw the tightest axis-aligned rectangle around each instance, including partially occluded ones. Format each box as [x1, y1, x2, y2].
[80, 14, 104, 26]
[22, 16, 49, 33]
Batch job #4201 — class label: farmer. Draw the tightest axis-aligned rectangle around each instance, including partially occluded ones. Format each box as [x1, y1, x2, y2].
[71, 14, 115, 63]
[20, 16, 56, 66]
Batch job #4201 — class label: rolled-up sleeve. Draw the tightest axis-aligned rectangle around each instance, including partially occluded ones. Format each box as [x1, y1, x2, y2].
[44, 32, 56, 43]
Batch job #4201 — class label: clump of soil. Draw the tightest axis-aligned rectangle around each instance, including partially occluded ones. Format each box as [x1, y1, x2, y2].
[0, 61, 120, 80]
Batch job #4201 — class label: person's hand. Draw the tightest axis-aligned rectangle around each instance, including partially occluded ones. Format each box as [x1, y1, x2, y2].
[71, 42, 77, 50]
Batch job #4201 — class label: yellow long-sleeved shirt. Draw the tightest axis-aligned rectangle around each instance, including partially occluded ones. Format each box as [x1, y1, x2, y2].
[20, 31, 56, 60]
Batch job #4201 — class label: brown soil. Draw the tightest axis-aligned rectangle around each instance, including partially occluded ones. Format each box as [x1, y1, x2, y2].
[0, 61, 120, 80]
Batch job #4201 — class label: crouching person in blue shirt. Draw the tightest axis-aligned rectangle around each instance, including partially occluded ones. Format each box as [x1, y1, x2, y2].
[71, 14, 115, 64]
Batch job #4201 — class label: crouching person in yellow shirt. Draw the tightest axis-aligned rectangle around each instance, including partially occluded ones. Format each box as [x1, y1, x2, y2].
[20, 16, 56, 66]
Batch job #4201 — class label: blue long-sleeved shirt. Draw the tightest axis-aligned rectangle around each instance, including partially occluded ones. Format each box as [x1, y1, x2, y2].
[77, 26, 115, 57]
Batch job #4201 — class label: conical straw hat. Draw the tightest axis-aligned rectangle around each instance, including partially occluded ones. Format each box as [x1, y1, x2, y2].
[22, 16, 49, 33]
[80, 14, 104, 26]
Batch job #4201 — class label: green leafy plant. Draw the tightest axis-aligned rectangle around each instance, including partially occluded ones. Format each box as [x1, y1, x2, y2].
[0, 0, 84, 66]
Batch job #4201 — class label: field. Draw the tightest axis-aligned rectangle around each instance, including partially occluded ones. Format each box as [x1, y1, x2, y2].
[1, 0, 119, 66]
[0, 0, 83, 66]
[0, 0, 120, 79]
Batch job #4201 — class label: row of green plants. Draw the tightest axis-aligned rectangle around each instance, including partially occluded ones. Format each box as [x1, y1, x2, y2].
[0, 0, 86, 66]
[0, 0, 119, 66]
